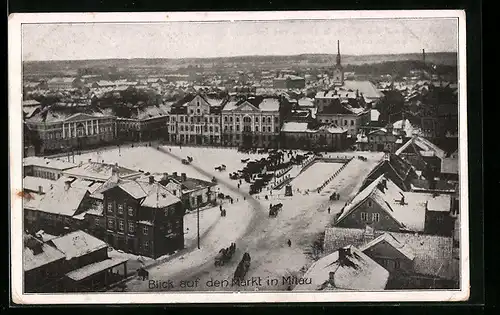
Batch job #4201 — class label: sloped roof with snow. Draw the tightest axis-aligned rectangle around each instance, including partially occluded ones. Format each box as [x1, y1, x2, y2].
[63, 162, 140, 181]
[49, 230, 108, 260]
[323, 227, 457, 280]
[295, 245, 389, 291]
[24, 157, 77, 170]
[336, 175, 428, 232]
[36, 183, 89, 216]
[24, 234, 66, 272]
[23, 176, 55, 193]
[343, 80, 384, 100]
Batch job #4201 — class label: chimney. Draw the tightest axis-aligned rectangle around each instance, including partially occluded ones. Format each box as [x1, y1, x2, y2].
[38, 185, 43, 194]
[328, 271, 336, 287]
[338, 247, 349, 266]
[181, 173, 187, 182]
[400, 194, 406, 205]
[149, 175, 155, 184]
[173, 172, 178, 178]
[88, 158, 92, 163]
[64, 180, 71, 191]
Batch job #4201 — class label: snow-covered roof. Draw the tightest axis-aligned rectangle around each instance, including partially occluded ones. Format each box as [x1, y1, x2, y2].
[323, 227, 458, 280]
[441, 158, 459, 175]
[66, 257, 129, 281]
[259, 98, 280, 112]
[23, 99, 41, 106]
[336, 175, 429, 232]
[359, 233, 415, 260]
[295, 245, 389, 291]
[24, 234, 66, 272]
[426, 195, 451, 212]
[297, 97, 314, 107]
[37, 183, 89, 216]
[63, 162, 140, 181]
[23, 176, 55, 193]
[395, 136, 446, 160]
[49, 230, 108, 260]
[24, 157, 77, 170]
[281, 122, 346, 134]
[342, 80, 384, 100]
[370, 109, 380, 122]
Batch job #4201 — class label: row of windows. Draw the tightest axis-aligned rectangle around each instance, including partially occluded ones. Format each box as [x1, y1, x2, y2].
[32, 169, 59, 180]
[107, 218, 148, 234]
[223, 125, 279, 133]
[178, 125, 219, 133]
[223, 116, 278, 124]
[107, 201, 175, 218]
[320, 119, 355, 126]
[360, 212, 380, 222]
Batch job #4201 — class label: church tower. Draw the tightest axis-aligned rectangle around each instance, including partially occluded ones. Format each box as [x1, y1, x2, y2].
[332, 40, 344, 86]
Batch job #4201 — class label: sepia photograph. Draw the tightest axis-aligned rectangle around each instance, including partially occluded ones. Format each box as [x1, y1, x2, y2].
[9, 11, 468, 304]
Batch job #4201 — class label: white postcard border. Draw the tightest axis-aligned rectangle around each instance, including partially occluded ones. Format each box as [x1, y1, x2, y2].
[9, 10, 469, 304]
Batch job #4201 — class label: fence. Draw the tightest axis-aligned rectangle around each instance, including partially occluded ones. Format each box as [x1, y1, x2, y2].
[271, 173, 292, 190]
[299, 155, 317, 173]
[316, 157, 355, 193]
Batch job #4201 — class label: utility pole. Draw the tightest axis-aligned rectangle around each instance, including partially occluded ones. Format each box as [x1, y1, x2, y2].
[197, 202, 200, 249]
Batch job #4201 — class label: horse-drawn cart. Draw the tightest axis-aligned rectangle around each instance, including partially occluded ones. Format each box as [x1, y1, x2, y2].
[268, 203, 283, 217]
[233, 252, 251, 281]
[214, 243, 236, 266]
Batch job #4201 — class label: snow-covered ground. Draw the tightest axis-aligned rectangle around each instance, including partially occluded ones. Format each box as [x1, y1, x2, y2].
[292, 162, 344, 191]
[183, 205, 221, 248]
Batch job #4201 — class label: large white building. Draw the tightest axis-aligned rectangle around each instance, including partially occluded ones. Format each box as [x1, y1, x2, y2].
[221, 97, 281, 148]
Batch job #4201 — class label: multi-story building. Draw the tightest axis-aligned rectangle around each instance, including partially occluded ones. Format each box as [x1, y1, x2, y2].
[315, 96, 371, 137]
[114, 105, 170, 142]
[221, 96, 281, 148]
[25, 106, 117, 154]
[98, 174, 185, 259]
[167, 93, 225, 145]
[280, 121, 348, 151]
[24, 156, 77, 181]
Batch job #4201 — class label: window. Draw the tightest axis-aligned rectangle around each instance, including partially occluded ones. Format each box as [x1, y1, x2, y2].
[144, 240, 149, 250]
[230, 126, 233, 132]
[367, 200, 372, 207]
[197, 101, 200, 106]
[197, 117, 201, 123]
[190, 125, 194, 132]
[274, 117, 279, 123]
[107, 218, 115, 229]
[209, 126, 213, 132]
[230, 117, 233, 123]
[344, 120, 347, 125]
[166, 222, 173, 234]
[95, 217, 100, 226]
[128, 222, 135, 233]
[209, 117, 213, 123]
[437, 216, 444, 223]
[224, 126, 228, 131]
[361, 212, 368, 221]
[372, 213, 380, 222]
[107, 202, 113, 213]
[117, 204, 124, 215]
[224, 117, 228, 122]
[255, 126, 259, 132]
[267, 117, 271, 124]
[236, 125, 240, 131]
[236, 117, 240, 123]
[143, 226, 149, 235]
[204, 126, 208, 132]
[180, 116, 184, 123]
[172, 190, 177, 196]
[215, 118, 219, 124]
[118, 220, 124, 231]
[180, 125, 184, 132]
[172, 117, 176, 122]
[351, 120, 354, 126]
[262, 117, 265, 123]
[275, 127, 279, 133]
[128, 206, 134, 217]
[190, 110, 194, 114]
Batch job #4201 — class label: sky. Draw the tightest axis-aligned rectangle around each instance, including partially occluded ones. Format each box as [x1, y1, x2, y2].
[22, 18, 458, 61]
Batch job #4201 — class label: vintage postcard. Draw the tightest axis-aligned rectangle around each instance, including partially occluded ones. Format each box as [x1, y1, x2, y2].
[9, 11, 469, 304]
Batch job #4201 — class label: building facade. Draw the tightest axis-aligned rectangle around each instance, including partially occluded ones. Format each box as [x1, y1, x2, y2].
[280, 122, 347, 151]
[221, 97, 281, 148]
[100, 176, 185, 259]
[25, 110, 117, 154]
[167, 94, 224, 145]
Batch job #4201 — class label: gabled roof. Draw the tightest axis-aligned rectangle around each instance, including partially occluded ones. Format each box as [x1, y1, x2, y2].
[24, 234, 66, 272]
[323, 227, 458, 280]
[336, 175, 428, 232]
[37, 183, 89, 216]
[359, 233, 415, 260]
[396, 136, 446, 160]
[295, 245, 389, 291]
[48, 230, 107, 260]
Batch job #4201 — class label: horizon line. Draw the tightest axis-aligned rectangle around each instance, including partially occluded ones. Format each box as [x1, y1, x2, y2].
[23, 50, 458, 63]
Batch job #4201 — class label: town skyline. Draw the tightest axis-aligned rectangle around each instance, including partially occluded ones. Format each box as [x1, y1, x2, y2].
[22, 19, 458, 61]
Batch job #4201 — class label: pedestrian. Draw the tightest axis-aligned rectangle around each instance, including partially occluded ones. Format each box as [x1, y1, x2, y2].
[328, 207, 331, 214]
[244, 196, 246, 200]
[219, 204, 223, 211]
[287, 239, 292, 247]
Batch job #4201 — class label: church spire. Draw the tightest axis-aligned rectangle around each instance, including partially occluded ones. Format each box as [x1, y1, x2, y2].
[336, 40, 341, 66]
